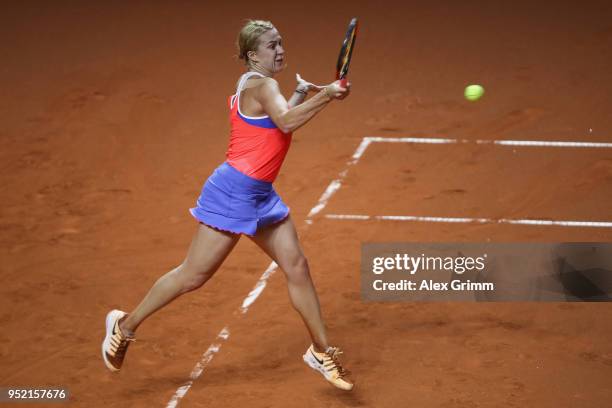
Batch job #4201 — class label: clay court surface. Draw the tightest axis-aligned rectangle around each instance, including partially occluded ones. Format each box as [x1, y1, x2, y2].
[2, 1, 612, 407]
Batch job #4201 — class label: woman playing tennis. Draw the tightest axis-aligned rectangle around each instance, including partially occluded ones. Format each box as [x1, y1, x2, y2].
[101, 20, 353, 391]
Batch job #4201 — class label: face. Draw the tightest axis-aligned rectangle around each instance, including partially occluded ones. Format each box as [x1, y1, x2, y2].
[248, 28, 285, 74]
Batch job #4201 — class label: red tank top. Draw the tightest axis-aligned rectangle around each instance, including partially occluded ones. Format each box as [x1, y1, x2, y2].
[225, 72, 292, 182]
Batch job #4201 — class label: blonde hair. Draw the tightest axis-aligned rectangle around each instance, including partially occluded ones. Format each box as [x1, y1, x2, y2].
[237, 20, 275, 65]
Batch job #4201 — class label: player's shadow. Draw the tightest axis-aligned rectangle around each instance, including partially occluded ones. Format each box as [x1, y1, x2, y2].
[544, 243, 612, 301]
[471, 244, 612, 302]
[321, 387, 367, 406]
[115, 374, 189, 400]
[555, 261, 612, 301]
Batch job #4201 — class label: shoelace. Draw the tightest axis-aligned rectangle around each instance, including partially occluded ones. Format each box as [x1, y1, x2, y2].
[324, 347, 350, 377]
[115, 336, 135, 358]
[109, 330, 135, 357]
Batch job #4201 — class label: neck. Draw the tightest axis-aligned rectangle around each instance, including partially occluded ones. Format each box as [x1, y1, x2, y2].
[248, 63, 273, 78]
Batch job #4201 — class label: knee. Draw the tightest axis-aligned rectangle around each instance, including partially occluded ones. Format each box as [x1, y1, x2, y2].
[285, 255, 311, 284]
[176, 263, 215, 292]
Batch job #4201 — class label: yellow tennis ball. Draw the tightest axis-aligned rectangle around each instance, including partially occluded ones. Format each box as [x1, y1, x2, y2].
[464, 84, 484, 101]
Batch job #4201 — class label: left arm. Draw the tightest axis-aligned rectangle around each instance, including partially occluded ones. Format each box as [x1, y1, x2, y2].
[287, 89, 307, 109]
[287, 73, 323, 108]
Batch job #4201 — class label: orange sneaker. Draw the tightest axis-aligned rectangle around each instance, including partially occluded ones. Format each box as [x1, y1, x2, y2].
[303, 344, 354, 391]
[101, 310, 135, 372]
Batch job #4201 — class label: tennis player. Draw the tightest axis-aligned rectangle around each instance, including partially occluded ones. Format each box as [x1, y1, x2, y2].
[102, 20, 353, 390]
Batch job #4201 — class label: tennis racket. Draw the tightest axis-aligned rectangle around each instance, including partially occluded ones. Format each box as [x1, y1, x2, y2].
[336, 18, 359, 88]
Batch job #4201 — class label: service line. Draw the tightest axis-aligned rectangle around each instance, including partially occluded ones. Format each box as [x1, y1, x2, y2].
[325, 214, 612, 228]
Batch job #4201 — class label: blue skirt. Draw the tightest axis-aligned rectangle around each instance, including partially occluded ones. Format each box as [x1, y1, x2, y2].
[189, 162, 290, 236]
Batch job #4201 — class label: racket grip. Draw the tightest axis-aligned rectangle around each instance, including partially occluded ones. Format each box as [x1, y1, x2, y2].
[339, 77, 348, 88]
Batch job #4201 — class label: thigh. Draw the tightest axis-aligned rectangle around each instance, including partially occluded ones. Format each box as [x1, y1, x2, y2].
[182, 222, 241, 275]
[249, 215, 305, 271]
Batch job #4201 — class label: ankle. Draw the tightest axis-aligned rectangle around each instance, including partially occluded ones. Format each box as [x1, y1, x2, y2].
[119, 316, 136, 337]
[312, 342, 328, 354]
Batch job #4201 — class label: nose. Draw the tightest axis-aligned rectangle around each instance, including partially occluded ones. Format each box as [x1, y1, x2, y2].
[277, 44, 285, 55]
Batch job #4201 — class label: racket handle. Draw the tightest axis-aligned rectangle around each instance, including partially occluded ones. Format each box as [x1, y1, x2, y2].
[339, 77, 348, 88]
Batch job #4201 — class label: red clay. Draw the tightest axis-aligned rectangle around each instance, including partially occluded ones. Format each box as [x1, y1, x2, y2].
[1, 1, 611, 407]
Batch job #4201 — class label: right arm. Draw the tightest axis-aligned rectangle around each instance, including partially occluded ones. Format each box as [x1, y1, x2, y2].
[257, 79, 349, 133]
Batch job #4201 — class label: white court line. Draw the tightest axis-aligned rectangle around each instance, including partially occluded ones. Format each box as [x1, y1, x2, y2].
[325, 214, 612, 228]
[306, 179, 344, 220]
[500, 218, 612, 228]
[166, 139, 367, 407]
[166, 328, 229, 408]
[365, 136, 458, 145]
[489, 140, 612, 148]
[240, 261, 278, 313]
[364, 136, 612, 148]
[350, 137, 373, 163]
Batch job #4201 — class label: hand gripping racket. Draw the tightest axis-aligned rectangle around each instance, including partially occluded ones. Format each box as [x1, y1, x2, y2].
[336, 18, 359, 88]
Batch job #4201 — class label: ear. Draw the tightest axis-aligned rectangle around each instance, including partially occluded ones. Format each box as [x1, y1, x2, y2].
[247, 50, 258, 63]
